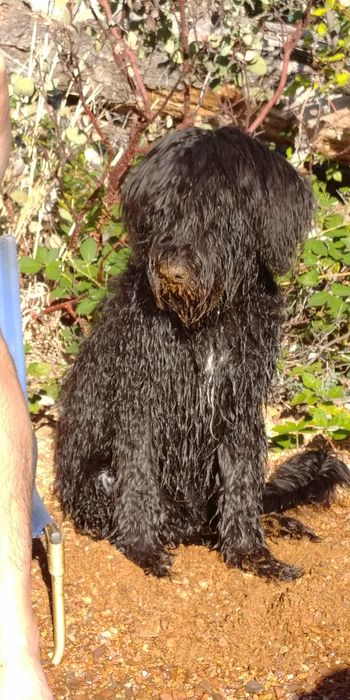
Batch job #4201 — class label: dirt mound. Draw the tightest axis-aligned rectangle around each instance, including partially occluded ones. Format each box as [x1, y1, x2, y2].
[33, 427, 350, 699]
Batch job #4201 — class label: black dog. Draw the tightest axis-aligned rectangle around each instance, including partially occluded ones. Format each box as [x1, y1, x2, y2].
[55, 126, 349, 580]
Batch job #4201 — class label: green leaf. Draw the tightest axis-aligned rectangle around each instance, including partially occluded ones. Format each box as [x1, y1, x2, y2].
[322, 53, 345, 63]
[297, 269, 318, 287]
[28, 398, 40, 415]
[164, 37, 176, 54]
[330, 283, 350, 298]
[58, 206, 73, 223]
[324, 386, 344, 399]
[127, 31, 138, 50]
[173, 50, 183, 65]
[312, 6, 329, 15]
[270, 420, 307, 436]
[79, 238, 98, 263]
[76, 298, 99, 316]
[307, 291, 331, 307]
[49, 278, 73, 300]
[301, 372, 322, 391]
[324, 214, 344, 228]
[332, 409, 350, 431]
[331, 170, 342, 183]
[247, 55, 267, 76]
[88, 288, 107, 301]
[10, 189, 28, 206]
[316, 21, 327, 36]
[27, 362, 52, 378]
[302, 251, 318, 266]
[335, 72, 350, 87]
[41, 379, 59, 397]
[327, 243, 343, 260]
[332, 430, 350, 440]
[11, 75, 35, 97]
[307, 239, 328, 257]
[35, 246, 49, 265]
[19, 257, 42, 275]
[290, 389, 316, 406]
[46, 248, 59, 262]
[76, 281, 92, 293]
[45, 261, 62, 281]
[220, 40, 232, 57]
[64, 126, 88, 146]
[308, 407, 329, 428]
[325, 227, 349, 240]
[327, 297, 346, 317]
[270, 436, 298, 450]
[306, 361, 323, 372]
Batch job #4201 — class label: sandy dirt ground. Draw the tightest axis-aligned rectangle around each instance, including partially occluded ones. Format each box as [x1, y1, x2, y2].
[33, 426, 350, 700]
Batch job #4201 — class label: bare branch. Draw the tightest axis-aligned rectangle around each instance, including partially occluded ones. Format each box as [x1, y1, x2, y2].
[178, 0, 192, 127]
[97, 0, 152, 120]
[247, 1, 314, 135]
[106, 112, 142, 205]
[0, 51, 11, 184]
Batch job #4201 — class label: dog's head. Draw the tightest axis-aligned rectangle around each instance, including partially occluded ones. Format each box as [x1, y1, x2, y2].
[121, 126, 314, 326]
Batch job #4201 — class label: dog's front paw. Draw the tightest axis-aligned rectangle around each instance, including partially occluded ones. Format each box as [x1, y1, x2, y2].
[222, 545, 302, 581]
[118, 541, 173, 577]
[263, 513, 320, 542]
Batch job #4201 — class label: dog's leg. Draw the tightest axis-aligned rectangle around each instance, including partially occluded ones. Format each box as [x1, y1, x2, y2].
[107, 436, 173, 577]
[217, 435, 302, 581]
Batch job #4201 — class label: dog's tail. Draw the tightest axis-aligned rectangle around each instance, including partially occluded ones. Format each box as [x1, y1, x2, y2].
[263, 450, 350, 514]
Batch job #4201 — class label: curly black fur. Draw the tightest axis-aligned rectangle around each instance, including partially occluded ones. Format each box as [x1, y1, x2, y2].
[55, 126, 349, 581]
[263, 450, 350, 514]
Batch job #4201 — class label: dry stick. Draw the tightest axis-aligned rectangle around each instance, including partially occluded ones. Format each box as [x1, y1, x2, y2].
[76, 92, 113, 153]
[39, 298, 90, 335]
[178, 0, 191, 127]
[247, 0, 314, 135]
[150, 68, 192, 124]
[90, 1, 152, 204]
[0, 51, 11, 183]
[38, 298, 81, 318]
[106, 112, 142, 205]
[97, 0, 151, 120]
[68, 42, 114, 153]
[67, 181, 107, 252]
[56, 46, 116, 251]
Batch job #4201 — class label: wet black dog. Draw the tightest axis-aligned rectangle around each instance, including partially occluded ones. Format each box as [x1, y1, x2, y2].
[55, 126, 349, 580]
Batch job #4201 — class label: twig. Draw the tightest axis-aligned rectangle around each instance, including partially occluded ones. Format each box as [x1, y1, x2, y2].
[38, 297, 81, 318]
[191, 70, 212, 123]
[247, 1, 314, 134]
[58, 36, 114, 152]
[97, 0, 151, 120]
[178, 0, 191, 127]
[150, 70, 191, 124]
[106, 112, 142, 205]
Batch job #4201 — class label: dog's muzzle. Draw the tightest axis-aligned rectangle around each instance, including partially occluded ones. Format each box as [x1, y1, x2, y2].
[149, 254, 222, 326]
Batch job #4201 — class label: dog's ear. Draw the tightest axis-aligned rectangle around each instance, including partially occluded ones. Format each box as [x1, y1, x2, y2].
[256, 148, 314, 274]
[215, 127, 314, 275]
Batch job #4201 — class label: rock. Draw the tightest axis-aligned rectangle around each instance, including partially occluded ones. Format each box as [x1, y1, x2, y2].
[245, 679, 264, 694]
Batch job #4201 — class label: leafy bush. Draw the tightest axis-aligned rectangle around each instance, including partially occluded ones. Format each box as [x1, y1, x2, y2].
[270, 178, 350, 448]
[1, 0, 349, 443]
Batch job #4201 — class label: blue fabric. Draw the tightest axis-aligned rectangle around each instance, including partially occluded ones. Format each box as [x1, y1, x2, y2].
[0, 235, 27, 392]
[0, 235, 52, 536]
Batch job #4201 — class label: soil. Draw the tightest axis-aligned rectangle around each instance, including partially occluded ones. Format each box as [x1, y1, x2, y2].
[33, 426, 350, 700]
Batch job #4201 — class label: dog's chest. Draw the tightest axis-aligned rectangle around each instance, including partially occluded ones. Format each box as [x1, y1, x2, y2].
[203, 343, 228, 378]
[201, 342, 229, 407]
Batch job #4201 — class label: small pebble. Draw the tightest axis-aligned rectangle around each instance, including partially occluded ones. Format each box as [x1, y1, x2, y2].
[245, 679, 264, 694]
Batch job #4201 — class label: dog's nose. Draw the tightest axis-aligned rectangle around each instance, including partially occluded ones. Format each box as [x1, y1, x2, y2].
[158, 261, 190, 284]
[150, 255, 202, 326]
